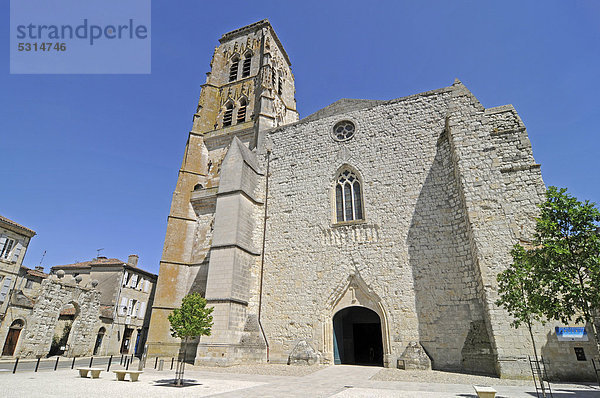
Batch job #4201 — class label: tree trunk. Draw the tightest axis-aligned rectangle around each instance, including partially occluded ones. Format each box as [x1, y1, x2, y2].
[175, 337, 187, 386]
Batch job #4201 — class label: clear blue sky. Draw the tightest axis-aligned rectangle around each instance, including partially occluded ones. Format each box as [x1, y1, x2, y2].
[2, 1, 599, 274]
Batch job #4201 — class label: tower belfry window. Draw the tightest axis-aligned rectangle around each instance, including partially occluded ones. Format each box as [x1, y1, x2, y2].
[229, 57, 239, 82]
[223, 103, 233, 127]
[335, 169, 364, 223]
[278, 76, 283, 95]
[242, 56, 251, 78]
[237, 98, 247, 123]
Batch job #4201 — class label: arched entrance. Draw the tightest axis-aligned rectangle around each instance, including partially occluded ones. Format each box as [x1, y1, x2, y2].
[2, 320, 24, 356]
[333, 306, 383, 366]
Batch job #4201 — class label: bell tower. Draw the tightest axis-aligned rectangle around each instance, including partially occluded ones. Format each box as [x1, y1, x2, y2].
[146, 20, 298, 361]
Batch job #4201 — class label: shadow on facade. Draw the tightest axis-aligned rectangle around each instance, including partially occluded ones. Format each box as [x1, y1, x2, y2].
[407, 130, 496, 375]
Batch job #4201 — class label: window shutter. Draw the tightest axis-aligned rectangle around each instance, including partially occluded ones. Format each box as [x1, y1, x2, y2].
[132, 301, 139, 318]
[139, 302, 146, 318]
[11, 241, 22, 263]
[0, 277, 13, 302]
[122, 271, 129, 287]
[130, 274, 138, 288]
[144, 280, 150, 293]
[127, 298, 134, 315]
[119, 297, 127, 315]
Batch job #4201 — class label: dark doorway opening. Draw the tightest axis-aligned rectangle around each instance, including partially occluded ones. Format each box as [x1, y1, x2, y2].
[93, 327, 105, 355]
[120, 327, 133, 354]
[333, 306, 383, 366]
[2, 320, 24, 356]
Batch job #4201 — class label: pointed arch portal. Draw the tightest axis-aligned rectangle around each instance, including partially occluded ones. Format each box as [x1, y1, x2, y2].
[333, 306, 383, 366]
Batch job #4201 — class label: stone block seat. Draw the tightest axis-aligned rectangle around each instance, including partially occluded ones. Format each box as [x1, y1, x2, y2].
[473, 385, 496, 398]
[77, 367, 103, 378]
[113, 370, 143, 382]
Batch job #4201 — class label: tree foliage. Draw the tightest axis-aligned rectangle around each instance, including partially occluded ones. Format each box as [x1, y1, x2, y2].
[168, 293, 213, 340]
[496, 186, 600, 356]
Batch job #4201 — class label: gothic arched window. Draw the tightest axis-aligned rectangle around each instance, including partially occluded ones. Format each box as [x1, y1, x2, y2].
[229, 56, 239, 82]
[335, 169, 364, 223]
[237, 98, 247, 123]
[242, 53, 252, 78]
[223, 103, 233, 127]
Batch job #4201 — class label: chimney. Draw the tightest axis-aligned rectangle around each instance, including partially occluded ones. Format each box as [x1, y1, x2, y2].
[127, 254, 139, 267]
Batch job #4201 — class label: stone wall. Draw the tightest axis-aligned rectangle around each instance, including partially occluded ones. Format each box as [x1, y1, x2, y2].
[18, 279, 100, 358]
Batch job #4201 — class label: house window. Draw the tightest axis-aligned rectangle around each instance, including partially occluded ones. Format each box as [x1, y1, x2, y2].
[574, 347, 586, 361]
[335, 169, 364, 223]
[0, 238, 15, 259]
[237, 98, 247, 123]
[242, 54, 251, 78]
[223, 103, 233, 127]
[229, 57, 239, 82]
[25, 279, 33, 289]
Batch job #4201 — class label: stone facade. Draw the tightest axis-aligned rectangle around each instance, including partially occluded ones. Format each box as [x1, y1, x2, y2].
[147, 20, 599, 380]
[50, 255, 157, 356]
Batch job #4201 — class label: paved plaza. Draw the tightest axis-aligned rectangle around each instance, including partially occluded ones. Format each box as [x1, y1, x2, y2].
[1, 363, 598, 397]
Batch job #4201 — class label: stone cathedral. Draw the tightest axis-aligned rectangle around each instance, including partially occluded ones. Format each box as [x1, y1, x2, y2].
[146, 20, 596, 380]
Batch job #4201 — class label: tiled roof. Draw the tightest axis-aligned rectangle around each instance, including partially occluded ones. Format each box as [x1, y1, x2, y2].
[22, 267, 48, 278]
[0, 215, 36, 236]
[51, 257, 157, 278]
[52, 257, 125, 270]
[60, 305, 76, 316]
[100, 305, 114, 319]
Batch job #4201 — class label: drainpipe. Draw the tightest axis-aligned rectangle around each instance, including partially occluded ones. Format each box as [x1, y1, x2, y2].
[257, 149, 271, 362]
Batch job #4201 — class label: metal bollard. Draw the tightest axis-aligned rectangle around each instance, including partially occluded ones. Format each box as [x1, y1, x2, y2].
[120, 354, 124, 365]
[54, 357, 60, 371]
[158, 359, 164, 371]
[89, 356, 93, 367]
[154, 357, 158, 369]
[12, 358, 19, 374]
[35, 357, 40, 372]
[125, 358, 130, 370]
[107, 355, 112, 371]
[71, 356, 76, 369]
[170, 357, 174, 370]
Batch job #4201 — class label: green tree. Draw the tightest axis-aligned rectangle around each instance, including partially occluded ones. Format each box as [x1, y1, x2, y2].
[497, 186, 600, 360]
[497, 245, 545, 360]
[168, 293, 213, 386]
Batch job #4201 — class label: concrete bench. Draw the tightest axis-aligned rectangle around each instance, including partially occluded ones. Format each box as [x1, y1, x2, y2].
[77, 367, 103, 378]
[473, 385, 497, 398]
[113, 370, 143, 382]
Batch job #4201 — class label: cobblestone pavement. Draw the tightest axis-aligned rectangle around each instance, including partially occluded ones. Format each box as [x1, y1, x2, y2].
[1, 363, 598, 397]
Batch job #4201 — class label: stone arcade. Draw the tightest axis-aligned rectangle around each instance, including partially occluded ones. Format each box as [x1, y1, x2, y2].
[146, 20, 598, 380]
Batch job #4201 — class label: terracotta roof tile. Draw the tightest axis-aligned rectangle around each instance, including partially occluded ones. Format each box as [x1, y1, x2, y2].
[25, 268, 48, 278]
[52, 257, 125, 270]
[60, 306, 76, 316]
[0, 215, 36, 236]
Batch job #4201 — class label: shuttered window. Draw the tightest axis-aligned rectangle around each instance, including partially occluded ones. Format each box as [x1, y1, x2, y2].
[0, 277, 12, 302]
[119, 297, 127, 315]
[229, 57, 239, 81]
[237, 98, 247, 123]
[242, 56, 251, 78]
[223, 103, 233, 127]
[139, 302, 146, 318]
[0, 238, 15, 259]
[130, 274, 138, 289]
